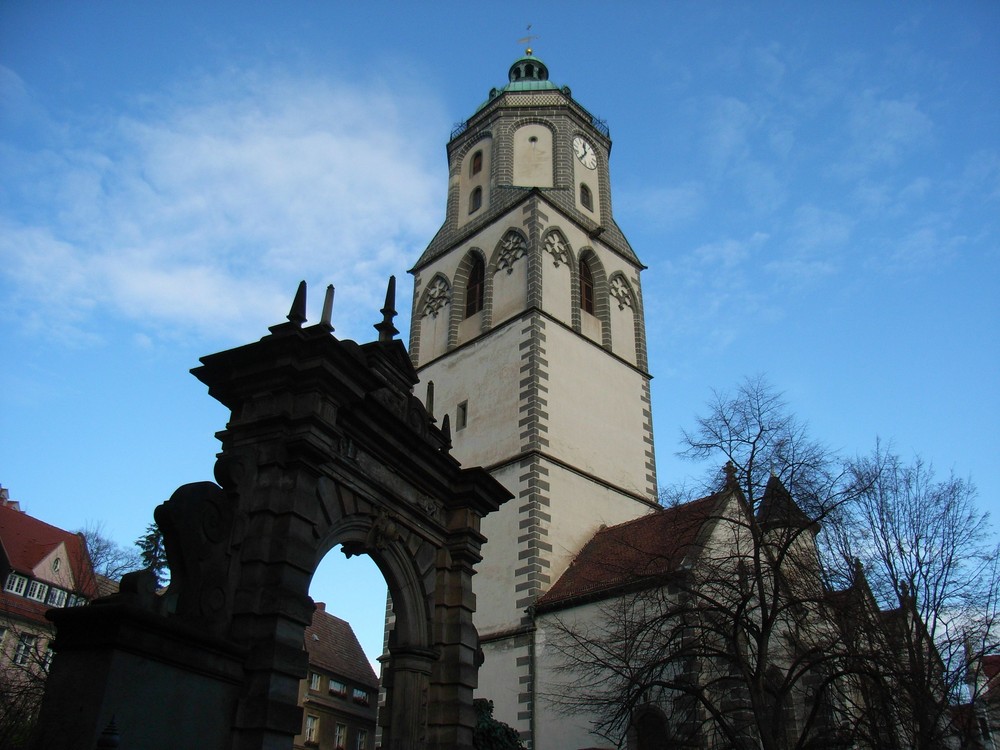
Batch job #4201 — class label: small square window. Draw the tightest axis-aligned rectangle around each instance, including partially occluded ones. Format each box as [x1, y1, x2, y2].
[352, 687, 370, 705]
[456, 401, 468, 431]
[47, 588, 67, 608]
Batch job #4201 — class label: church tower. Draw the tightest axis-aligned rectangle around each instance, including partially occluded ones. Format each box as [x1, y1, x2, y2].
[408, 51, 658, 737]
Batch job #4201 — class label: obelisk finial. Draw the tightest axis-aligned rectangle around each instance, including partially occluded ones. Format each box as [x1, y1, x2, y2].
[374, 275, 399, 342]
[287, 280, 307, 326]
[320, 284, 335, 331]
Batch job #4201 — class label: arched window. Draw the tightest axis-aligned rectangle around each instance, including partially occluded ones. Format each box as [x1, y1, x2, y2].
[470, 150, 483, 176]
[580, 183, 593, 211]
[469, 186, 482, 214]
[579, 257, 595, 315]
[465, 255, 485, 317]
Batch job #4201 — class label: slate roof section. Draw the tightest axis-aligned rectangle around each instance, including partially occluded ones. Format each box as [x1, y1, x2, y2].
[0, 498, 97, 599]
[536, 491, 729, 612]
[756, 474, 817, 532]
[304, 604, 379, 690]
[414, 188, 640, 273]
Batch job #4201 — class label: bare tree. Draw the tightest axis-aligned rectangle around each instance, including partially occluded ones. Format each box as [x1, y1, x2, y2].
[677, 375, 851, 518]
[833, 443, 1000, 749]
[0, 609, 55, 749]
[546, 376, 997, 749]
[546, 476, 890, 750]
[76, 522, 143, 583]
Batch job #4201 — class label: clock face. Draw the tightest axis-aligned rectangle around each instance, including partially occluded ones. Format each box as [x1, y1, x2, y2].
[573, 136, 597, 170]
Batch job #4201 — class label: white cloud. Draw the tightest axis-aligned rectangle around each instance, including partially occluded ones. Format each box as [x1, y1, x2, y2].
[832, 90, 933, 179]
[0, 66, 448, 346]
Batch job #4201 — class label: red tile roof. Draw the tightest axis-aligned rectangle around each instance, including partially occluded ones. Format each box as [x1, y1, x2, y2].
[536, 492, 728, 611]
[0, 500, 97, 599]
[304, 604, 379, 689]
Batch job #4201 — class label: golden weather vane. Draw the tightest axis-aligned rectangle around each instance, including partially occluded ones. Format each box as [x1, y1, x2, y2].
[517, 24, 539, 54]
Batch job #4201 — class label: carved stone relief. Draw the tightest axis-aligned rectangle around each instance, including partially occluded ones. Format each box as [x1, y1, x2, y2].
[495, 231, 527, 275]
[543, 231, 570, 267]
[422, 277, 451, 318]
[610, 276, 634, 310]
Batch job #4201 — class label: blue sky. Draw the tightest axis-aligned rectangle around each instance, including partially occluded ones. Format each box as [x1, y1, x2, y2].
[2, 2, 998, 665]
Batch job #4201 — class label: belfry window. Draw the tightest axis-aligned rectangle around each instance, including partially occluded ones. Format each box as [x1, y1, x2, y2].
[580, 183, 593, 211]
[470, 150, 483, 176]
[469, 186, 482, 214]
[580, 258, 595, 315]
[465, 255, 485, 317]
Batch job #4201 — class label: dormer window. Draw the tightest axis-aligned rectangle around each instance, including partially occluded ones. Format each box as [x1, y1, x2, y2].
[27, 580, 48, 602]
[4, 573, 27, 596]
[470, 150, 483, 176]
[469, 186, 482, 214]
[46, 588, 67, 608]
[580, 184, 593, 212]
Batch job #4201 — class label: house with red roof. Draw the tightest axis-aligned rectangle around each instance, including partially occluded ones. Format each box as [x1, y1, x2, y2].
[0, 485, 99, 743]
[294, 603, 378, 750]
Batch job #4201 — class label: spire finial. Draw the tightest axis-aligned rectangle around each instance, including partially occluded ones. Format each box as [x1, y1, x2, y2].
[287, 280, 307, 326]
[440, 413, 452, 450]
[723, 461, 739, 491]
[374, 275, 399, 342]
[426, 381, 436, 422]
[320, 284, 335, 331]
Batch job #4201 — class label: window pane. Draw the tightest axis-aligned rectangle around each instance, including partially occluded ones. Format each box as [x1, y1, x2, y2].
[465, 256, 485, 317]
[580, 260, 595, 314]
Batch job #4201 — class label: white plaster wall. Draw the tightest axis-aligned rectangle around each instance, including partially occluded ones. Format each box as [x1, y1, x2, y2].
[534, 602, 620, 750]
[539, 242, 573, 324]
[543, 324, 651, 495]
[474, 462, 526, 631]
[512, 123, 553, 188]
[491, 257, 528, 325]
[540, 461, 652, 589]
[476, 635, 530, 738]
[417, 304, 450, 362]
[418, 322, 523, 470]
[610, 301, 637, 364]
[580, 310, 602, 343]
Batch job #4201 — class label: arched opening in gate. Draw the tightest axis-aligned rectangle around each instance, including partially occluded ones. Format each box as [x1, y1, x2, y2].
[300, 547, 388, 749]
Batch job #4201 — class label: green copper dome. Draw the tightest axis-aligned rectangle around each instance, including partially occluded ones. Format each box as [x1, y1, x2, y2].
[503, 51, 558, 92]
